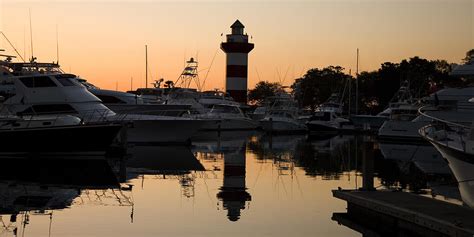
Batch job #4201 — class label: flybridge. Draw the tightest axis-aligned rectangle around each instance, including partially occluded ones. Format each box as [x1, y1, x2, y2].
[0, 61, 63, 76]
[0, 49, 63, 75]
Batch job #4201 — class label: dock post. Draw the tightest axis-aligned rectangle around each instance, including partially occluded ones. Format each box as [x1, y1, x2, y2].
[361, 138, 375, 191]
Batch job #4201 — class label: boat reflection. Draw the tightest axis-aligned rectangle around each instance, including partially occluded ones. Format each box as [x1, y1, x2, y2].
[249, 134, 365, 179]
[126, 145, 205, 198]
[0, 155, 132, 236]
[378, 142, 459, 200]
[332, 138, 474, 236]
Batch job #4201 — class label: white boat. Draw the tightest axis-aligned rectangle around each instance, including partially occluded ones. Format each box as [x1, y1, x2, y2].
[259, 93, 306, 133]
[306, 93, 352, 133]
[198, 90, 240, 109]
[0, 60, 206, 144]
[317, 93, 344, 114]
[0, 113, 123, 153]
[420, 121, 474, 207]
[378, 87, 474, 142]
[193, 104, 258, 130]
[306, 110, 351, 133]
[164, 88, 208, 113]
[0, 93, 123, 153]
[77, 78, 191, 117]
[378, 142, 450, 175]
[250, 93, 289, 121]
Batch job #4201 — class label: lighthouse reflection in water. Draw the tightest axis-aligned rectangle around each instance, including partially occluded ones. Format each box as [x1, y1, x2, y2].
[0, 132, 470, 237]
[216, 138, 251, 221]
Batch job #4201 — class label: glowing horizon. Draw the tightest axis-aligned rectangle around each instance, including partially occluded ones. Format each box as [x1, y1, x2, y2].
[0, 0, 472, 91]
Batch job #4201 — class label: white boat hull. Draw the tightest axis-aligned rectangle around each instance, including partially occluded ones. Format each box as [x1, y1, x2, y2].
[127, 119, 208, 144]
[200, 118, 259, 130]
[427, 140, 474, 207]
[378, 120, 428, 141]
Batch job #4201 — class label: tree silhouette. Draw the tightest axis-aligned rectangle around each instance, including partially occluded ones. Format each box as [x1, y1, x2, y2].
[291, 66, 350, 111]
[463, 49, 474, 63]
[248, 81, 284, 105]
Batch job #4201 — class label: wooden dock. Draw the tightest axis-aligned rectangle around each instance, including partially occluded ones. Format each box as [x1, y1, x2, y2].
[333, 190, 474, 237]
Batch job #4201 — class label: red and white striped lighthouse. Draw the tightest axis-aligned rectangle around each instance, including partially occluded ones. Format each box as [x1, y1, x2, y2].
[221, 20, 254, 104]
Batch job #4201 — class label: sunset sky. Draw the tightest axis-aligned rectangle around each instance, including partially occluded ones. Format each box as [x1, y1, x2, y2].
[0, 0, 472, 91]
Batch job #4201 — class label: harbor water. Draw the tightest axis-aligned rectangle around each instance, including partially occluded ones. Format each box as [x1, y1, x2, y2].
[0, 131, 466, 237]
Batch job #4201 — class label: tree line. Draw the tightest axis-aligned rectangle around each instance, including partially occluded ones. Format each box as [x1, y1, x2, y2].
[248, 49, 474, 114]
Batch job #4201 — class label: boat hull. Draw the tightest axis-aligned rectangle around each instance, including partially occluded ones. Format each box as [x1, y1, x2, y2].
[106, 104, 191, 117]
[378, 120, 428, 143]
[260, 120, 307, 133]
[200, 118, 259, 131]
[0, 124, 123, 153]
[426, 139, 474, 207]
[127, 119, 208, 144]
[306, 122, 338, 132]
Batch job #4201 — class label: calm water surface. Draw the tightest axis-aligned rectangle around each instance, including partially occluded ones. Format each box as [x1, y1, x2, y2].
[0, 132, 464, 236]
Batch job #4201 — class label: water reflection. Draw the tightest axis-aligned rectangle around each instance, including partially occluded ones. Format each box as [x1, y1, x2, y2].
[0, 133, 470, 236]
[126, 145, 205, 198]
[192, 131, 254, 222]
[0, 156, 132, 236]
[332, 137, 474, 237]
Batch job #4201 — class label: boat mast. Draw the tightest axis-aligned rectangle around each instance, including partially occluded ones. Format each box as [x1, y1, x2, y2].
[348, 69, 352, 117]
[56, 24, 59, 64]
[145, 45, 148, 89]
[355, 48, 359, 115]
[29, 9, 35, 62]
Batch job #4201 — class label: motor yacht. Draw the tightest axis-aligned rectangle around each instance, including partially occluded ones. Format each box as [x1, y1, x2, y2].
[306, 93, 352, 134]
[198, 90, 240, 109]
[0, 114, 123, 153]
[420, 120, 474, 207]
[378, 87, 474, 142]
[0, 60, 206, 145]
[260, 110, 307, 133]
[250, 93, 293, 121]
[259, 93, 306, 133]
[306, 110, 351, 134]
[77, 78, 191, 117]
[0, 92, 122, 153]
[349, 81, 412, 132]
[193, 104, 258, 130]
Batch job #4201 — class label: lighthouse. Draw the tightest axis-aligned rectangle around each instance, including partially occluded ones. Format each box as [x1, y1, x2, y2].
[221, 20, 254, 104]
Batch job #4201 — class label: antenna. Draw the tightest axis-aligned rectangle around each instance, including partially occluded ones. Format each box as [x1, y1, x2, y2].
[281, 65, 291, 86]
[29, 8, 34, 62]
[145, 45, 148, 89]
[201, 48, 219, 90]
[255, 67, 262, 81]
[23, 26, 26, 61]
[130, 77, 133, 91]
[56, 24, 59, 64]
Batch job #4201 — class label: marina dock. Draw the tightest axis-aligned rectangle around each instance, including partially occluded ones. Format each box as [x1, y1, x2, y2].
[333, 190, 474, 237]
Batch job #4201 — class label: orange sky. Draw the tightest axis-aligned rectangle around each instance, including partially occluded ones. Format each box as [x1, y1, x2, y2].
[0, 0, 472, 91]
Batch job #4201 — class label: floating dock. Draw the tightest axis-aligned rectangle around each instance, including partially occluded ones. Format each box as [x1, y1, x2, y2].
[333, 190, 474, 237]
